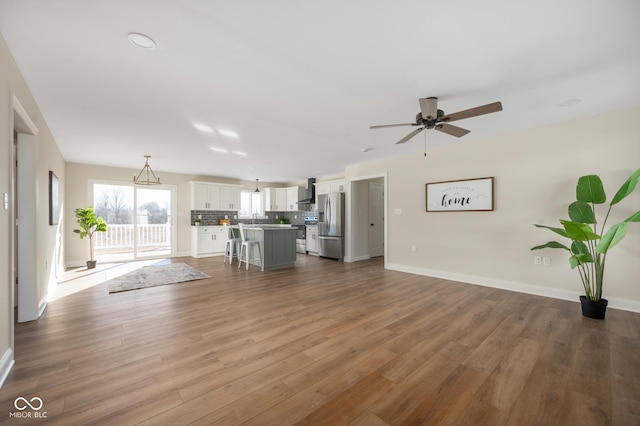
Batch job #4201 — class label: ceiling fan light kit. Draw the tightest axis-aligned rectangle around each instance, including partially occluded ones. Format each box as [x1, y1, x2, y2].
[371, 97, 503, 145]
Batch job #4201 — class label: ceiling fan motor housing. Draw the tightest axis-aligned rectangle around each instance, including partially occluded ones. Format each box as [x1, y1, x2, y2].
[416, 109, 445, 129]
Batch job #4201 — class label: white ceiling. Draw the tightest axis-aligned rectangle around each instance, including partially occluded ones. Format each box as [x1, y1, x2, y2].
[1, 0, 639, 183]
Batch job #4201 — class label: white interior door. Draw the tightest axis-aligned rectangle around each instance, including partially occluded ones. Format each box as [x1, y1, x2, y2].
[17, 134, 40, 322]
[368, 182, 384, 258]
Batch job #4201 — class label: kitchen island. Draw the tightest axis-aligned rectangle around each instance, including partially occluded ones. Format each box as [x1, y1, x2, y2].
[238, 225, 297, 271]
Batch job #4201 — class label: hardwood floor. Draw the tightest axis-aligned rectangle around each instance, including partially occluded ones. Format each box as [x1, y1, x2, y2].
[1, 255, 639, 425]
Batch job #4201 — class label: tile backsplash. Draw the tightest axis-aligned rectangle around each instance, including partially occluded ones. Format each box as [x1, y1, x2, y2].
[190, 210, 308, 226]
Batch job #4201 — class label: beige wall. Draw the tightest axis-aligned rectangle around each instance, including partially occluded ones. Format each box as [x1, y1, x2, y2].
[346, 107, 640, 311]
[64, 163, 279, 266]
[1, 34, 65, 381]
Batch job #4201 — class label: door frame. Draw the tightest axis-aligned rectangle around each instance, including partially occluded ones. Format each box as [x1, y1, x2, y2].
[89, 180, 178, 261]
[345, 173, 388, 266]
[5, 94, 39, 367]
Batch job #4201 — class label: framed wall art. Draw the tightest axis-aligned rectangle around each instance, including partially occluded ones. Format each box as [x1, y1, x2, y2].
[426, 177, 494, 212]
[49, 170, 59, 225]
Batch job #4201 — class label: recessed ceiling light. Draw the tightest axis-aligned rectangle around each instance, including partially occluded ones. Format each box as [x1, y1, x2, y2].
[194, 123, 214, 133]
[559, 99, 581, 107]
[232, 151, 247, 156]
[210, 147, 228, 153]
[127, 32, 157, 49]
[218, 129, 239, 139]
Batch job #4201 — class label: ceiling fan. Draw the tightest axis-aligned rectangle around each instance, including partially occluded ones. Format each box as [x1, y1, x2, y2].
[370, 97, 503, 144]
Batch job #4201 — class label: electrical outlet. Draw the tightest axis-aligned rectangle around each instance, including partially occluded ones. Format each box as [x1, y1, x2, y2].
[411, 245, 417, 252]
[534, 256, 542, 265]
[543, 256, 551, 266]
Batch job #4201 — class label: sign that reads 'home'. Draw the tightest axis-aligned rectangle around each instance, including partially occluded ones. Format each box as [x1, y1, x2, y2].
[426, 177, 494, 212]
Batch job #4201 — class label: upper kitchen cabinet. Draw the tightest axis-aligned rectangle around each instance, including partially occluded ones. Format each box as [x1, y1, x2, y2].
[264, 188, 287, 211]
[315, 179, 345, 196]
[286, 186, 305, 211]
[219, 185, 242, 210]
[191, 182, 220, 210]
[191, 182, 242, 211]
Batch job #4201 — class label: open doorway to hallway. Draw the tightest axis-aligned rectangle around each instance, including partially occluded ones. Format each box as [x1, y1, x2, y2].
[349, 176, 386, 262]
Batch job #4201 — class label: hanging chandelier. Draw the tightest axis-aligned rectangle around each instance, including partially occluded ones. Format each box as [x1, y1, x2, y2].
[254, 179, 260, 193]
[133, 155, 161, 185]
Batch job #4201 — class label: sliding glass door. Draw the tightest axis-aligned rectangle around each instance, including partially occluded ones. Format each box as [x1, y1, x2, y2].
[93, 182, 174, 261]
[135, 187, 172, 258]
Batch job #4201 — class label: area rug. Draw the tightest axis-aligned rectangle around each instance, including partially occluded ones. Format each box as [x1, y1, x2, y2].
[107, 262, 210, 293]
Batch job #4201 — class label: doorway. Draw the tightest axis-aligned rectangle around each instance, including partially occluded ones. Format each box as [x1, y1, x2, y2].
[348, 175, 387, 263]
[10, 94, 40, 326]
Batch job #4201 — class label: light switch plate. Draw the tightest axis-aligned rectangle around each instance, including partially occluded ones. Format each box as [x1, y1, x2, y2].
[3, 193, 8, 210]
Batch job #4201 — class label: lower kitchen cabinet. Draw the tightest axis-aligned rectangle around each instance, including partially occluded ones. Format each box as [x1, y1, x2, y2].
[191, 226, 227, 257]
[306, 225, 319, 254]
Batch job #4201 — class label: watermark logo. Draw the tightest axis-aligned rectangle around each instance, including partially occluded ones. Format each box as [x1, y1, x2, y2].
[9, 396, 47, 419]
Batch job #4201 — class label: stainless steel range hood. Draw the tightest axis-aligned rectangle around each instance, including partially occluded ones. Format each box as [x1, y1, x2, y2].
[297, 178, 316, 205]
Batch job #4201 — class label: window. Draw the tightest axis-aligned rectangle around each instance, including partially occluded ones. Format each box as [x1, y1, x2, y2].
[239, 191, 264, 218]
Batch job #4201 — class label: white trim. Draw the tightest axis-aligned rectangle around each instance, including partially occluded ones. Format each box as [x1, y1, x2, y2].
[386, 263, 640, 313]
[0, 348, 15, 388]
[38, 292, 48, 317]
[346, 173, 388, 269]
[351, 254, 371, 262]
[11, 93, 39, 135]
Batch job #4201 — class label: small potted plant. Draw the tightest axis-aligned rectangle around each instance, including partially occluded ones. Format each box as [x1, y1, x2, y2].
[73, 206, 107, 269]
[531, 169, 640, 319]
[194, 217, 201, 226]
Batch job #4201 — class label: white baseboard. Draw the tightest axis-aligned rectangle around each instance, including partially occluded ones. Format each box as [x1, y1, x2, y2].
[386, 263, 640, 314]
[38, 292, 48, 318]
[350, 255, 371, 262]
[0, 348, 15, 388]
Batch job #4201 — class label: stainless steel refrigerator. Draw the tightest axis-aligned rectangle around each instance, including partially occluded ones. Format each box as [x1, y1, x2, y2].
[317, 192, 345, 260]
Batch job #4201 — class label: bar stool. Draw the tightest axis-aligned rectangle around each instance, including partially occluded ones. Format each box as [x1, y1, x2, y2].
[223, 223, 241, 264]
[238, 223, 262, 270]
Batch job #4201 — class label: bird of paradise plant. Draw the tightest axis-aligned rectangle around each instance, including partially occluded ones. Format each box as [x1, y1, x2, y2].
[532, 169, 640, 301]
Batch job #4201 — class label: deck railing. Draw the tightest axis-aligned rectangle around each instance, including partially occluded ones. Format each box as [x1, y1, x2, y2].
[94, 224, 171, 252]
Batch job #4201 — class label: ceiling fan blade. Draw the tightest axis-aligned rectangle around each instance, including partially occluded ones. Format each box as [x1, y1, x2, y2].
[396, 127, 425, 144]
[441, 101, 503, 123]
[419, 97, 438, 120]
[435, 123, 470, 138]
[370, 123, 419, 129]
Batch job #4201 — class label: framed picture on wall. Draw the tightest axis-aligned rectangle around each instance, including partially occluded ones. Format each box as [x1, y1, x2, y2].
[426, 177, 494, 212]
[49, 171, 59, 225]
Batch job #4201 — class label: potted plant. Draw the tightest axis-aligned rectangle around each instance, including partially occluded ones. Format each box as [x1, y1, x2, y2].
[531, 169, 640, 319]
[73, 206, 107, 269]
[194, 217, 201, 226]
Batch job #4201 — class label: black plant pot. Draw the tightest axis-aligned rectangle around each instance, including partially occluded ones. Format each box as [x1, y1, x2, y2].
[86, 260, 97, 270]
[580, 296, 608, 320]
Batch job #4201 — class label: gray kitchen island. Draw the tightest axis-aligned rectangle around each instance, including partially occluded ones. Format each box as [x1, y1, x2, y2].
[239, 225, 297, 271]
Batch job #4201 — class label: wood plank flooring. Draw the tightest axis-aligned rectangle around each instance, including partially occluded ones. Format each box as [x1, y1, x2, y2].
[1, 255, 639, 425]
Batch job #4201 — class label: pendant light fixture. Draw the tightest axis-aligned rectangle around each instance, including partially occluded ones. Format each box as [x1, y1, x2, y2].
[133, 155, 161, 185]
[254, 179, 261, 193]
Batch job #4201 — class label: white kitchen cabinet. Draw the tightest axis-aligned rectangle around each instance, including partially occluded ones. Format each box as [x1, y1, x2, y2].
[306, 225, 318, 254]
[191, 182, 220, 210]
[315, 179, 345, 196]
[264, 188, 287, 211]
[330, 180, 345, 193]
[191, 182, 242, 211]
[286, 186, 305, 211]
[191, 226, 227, 257]
[220, 185, 242, 210]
